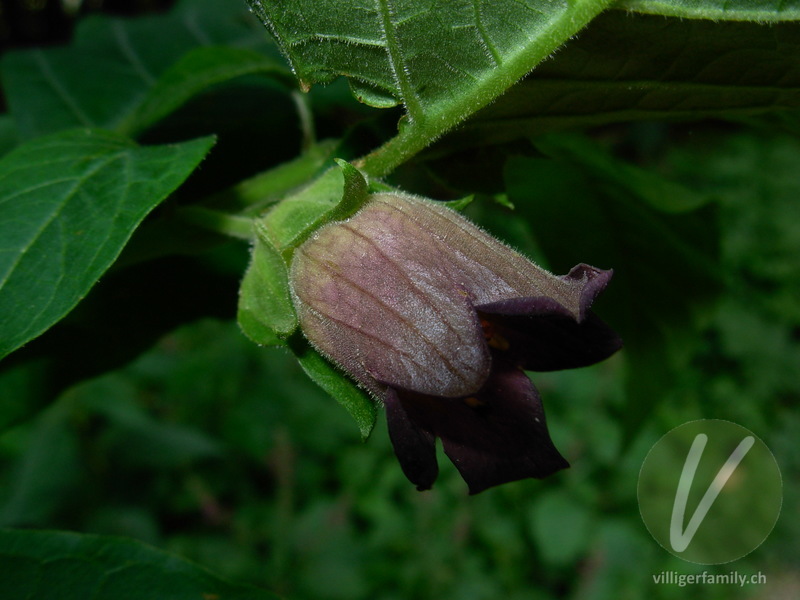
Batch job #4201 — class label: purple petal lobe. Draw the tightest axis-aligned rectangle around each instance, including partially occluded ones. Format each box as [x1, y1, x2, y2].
[476, 296, 572, 318]
[394, 362, 568, 494]
[477, 297, 622, 371]
[384, 387, 439, 491]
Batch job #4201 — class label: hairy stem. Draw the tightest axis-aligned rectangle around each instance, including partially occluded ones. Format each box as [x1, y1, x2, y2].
[356, 0, 613, 177]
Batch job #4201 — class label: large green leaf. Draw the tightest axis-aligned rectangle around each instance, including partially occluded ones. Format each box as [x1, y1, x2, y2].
[618, 0, 800, 21]
[533, 133, 711, 213]
[0, 116, 17, 159]
[247, 0, 614, 175]
[0, 0, 286, 140]
[436, 12, 800, 150]
[124, 45, 292, 136]
[0, 529, 280, 600]
[0, 130, 215, 360]
[0, 405, 80, 528]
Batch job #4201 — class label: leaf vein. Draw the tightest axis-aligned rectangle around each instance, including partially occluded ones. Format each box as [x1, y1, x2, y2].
[473, 0, 501, 65]
[112, 21, 156, 85]
[292, 33, 387, 49]
[0, 156, 117, 291]
[32, 51, 93, 127]
[180, 10, 212, 45]
[375, 0, 422, 120]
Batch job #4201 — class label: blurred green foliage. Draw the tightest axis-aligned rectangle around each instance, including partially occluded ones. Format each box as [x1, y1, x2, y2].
[1, 124, 798, 600]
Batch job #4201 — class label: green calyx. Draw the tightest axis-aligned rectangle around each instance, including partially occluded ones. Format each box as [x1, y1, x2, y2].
[236, 159, 379, 438]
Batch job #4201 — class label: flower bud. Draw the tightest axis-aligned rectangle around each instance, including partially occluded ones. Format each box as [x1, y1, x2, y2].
[290, 192, 621, 493]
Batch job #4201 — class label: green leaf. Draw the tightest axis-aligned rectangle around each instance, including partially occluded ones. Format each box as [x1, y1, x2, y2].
[0, 116, 17, 158]
[617, 0, 800, 22]
[175, 207, 255, 241]
[533, 133, 711, 213]
[238, 231, 298, 346]
[0, 130, 215, 360]
[288, 334, 377, 440]
[0, 529, 280, 600]
[441, 196, 475, 212]
[206, 139, 339, 216]
[68, 375, 224, 469]
[125, 46, 291, 136]
[0, 405, 80, 528]
[0, 0, 285, 139]
[246, 0, 613, 175]
[443, 12, 800, 149]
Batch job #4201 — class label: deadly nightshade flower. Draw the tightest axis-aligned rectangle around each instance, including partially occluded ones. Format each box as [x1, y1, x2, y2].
[289, 192, 621, 494]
